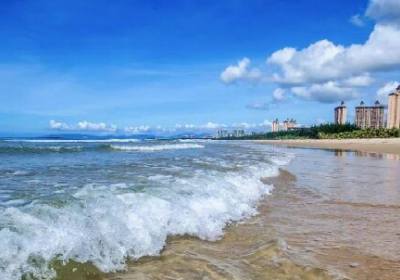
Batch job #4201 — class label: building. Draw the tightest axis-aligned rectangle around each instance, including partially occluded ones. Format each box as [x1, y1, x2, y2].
[334, 101, 347, 124]
[232, 129, 245, 137]
[216, 130, 229, 138]
[387, 85, 400, 129]
[283, 118, 297, 131]
[355, 100, 385, 129]
[271, 119, 279, 132]
[271, 118, 297, 132]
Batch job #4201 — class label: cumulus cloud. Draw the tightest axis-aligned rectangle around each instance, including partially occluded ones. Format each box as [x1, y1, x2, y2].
[124, 125, 150, 134]
[291, 81, 358, 103]
[77, 121, 117, 132]
[49, 120, 117, 132]
[221, 0, 400, 104]
[341, 74, 374, 87]
[376, 80, 400, 101]
[220, 58, 262, 84]
[49, 120, 70, 130]
[350, 14, 365, 27]
[267, 23, 400, 86]
[366, 0, 400, 25]
[267, 0, 400, 90]
[272, 88, 285, 101]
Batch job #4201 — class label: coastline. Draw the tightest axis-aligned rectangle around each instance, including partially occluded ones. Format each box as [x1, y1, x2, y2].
[108, 146, 400, 280]
[255, 138, 400, 156]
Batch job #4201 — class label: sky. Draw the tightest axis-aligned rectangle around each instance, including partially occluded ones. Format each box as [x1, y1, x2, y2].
[0, 0, 399, 136]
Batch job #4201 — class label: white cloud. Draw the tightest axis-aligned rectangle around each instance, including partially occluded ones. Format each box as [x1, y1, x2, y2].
[267, 24, 400, 86]
[272, 88, 285, 101]
[246, 102, 271, 110]
[259, 119, 272, 128]
[221, 0, 400, 104]
[350, 14, 365, 27]
[376, 80, 400, 101]
[173, 122, 227, 131]
[77, 121, 117, 132]
[220, 58, 262, 84]
[341, 74, 374, 87]
[267, 0, 400, 88]
[366, 0, 400, 25]
[49, 120, 117, 132]
[124, 125, 150, 134]
[175, 123, 196, 129]
[49, 120, 70, 130]
[291, 81, 358, 103]
[201, 122, 226, 129]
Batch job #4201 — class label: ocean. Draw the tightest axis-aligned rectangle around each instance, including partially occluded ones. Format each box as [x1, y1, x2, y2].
[0, 139, 292, 280]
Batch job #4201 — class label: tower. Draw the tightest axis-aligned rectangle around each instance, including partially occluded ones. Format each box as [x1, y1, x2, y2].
[334, 101, 347, 125]
[387, 86, 400, 129]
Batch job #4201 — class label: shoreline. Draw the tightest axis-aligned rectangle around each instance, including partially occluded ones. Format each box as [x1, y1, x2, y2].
[108, 148, 400, 280]
[254, 138, 400, 156]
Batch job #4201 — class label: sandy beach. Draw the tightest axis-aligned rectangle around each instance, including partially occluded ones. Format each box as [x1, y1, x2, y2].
[255, 138, 400, 156]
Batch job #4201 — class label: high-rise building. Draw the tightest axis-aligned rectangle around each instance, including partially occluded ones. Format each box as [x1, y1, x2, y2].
[334, 101, 347, 124]
[272, 118, 279, 132]
[232, 129, 245, 137]
[216, 130, 229, 138]
[387, 86, 400, 129]
[283, 118, 297, 131]
[355, 100, 385, 129]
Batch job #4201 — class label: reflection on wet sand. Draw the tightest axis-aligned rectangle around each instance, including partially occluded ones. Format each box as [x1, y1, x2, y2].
[334, 149, 400, 160]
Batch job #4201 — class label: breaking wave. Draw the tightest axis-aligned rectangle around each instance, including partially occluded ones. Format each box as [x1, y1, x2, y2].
[0, 141, 293, 280]
[110, 143, 204, 152]
[3, 139, 141, 143]
[0, 145, 83, 154]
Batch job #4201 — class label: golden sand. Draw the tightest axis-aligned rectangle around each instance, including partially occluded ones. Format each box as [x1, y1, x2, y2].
[255, 138, 400, 156]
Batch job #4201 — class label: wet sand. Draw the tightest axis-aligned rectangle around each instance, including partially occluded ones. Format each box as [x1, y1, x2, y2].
[106, 168, 334, 280]
[102, 147, 400, 280]
[255, 138, 400, 156]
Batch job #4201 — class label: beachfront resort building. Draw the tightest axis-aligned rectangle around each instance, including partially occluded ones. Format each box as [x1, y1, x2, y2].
[355, 100, 385, 129]
[216, 129, 245, 138]
[387, 85, 400, 129]
[283, 119, 297, 131]
[271, 118, 297, 132]
[232, 129, 245, 137]
[217, 130, 229, 138]
[334, 101, 347, 124]
[272, 119, 279, 132]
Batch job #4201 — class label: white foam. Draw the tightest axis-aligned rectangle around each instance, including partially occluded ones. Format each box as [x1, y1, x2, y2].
[5, 139, 141, 143]
[0, 161, 284, 280]
[110, 143, 204, 152]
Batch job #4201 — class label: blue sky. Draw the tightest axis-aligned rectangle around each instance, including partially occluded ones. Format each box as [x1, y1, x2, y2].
[0, 0, 399, 135]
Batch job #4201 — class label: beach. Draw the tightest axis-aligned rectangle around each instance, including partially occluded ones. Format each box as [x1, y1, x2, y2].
[108, 142, 400, 280]
[1, 140, 399, 279]
[255, 138, 400, 156]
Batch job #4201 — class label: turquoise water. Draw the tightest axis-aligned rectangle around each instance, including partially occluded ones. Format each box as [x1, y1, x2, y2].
[0, 139, 291, 279]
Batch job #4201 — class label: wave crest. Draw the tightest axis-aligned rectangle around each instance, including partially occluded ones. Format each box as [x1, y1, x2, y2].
[110, 143, 204, 152]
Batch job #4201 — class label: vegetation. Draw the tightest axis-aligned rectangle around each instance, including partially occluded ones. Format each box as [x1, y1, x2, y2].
[219, 123, 400, 140]
[318, 127, 400, 139]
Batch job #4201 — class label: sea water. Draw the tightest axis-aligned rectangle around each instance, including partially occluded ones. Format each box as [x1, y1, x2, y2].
[0, 139, 292, 279]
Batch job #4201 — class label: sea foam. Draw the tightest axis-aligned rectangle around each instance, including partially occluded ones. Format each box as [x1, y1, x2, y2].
[0, 143, 291, 280]
[110, 143, 204, 152]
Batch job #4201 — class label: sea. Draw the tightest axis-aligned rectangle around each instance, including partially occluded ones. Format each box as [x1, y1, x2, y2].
[0, 138, 292, 280]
